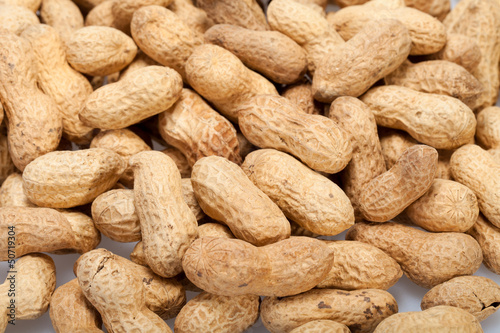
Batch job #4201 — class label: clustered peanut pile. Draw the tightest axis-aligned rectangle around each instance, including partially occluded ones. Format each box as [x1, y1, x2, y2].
[0, 0, 499, 332]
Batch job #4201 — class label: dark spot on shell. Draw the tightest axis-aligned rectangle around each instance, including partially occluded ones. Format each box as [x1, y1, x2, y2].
[336, 291, 350, 296]
[372, 304, 383, 315]
[238, 283, 248, 287]
[143, 277, 153, 285]
[318, 301, 331, 309]
[329, 193, 334, 198]
[387, 302, 396, 313]
[364, 296, 371, 302]
[349, 324, 362, 331]
[197, 271, 202, 277]
[363, 307, 373, 319]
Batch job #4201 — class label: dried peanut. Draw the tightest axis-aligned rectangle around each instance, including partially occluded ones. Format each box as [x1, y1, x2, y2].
[205, 24, 307, 84]
[80, 66, 182, 130]
[111, 0, 172, 35]
[428, 33, 482, 73]
[168, 0, 212, 35]
[0, 30, 62, 171]
[373, 306, 482, 332]
[261, 288, 398, 333]
[162, 147, 191, 178]
[55, 210, 100, 255]
[197, 222, 234, 239]
[0, 173, 34, 207]
[181, 178, 205, 221]
[0, 134, 15, 185]
[23, 148, 126, 208]
[158, 88, 241, 166]
[361, 86, 476, 149]
[66, 26, 137, 76]
[421, 276, 500, 321]
[450, 144, 500, 228]
[238, 95, 352, 173]
[404, 0, 450, 20]
[21, 24, 94, 145]
[174, 292, 259, 333]
[282, 83, 323, 115]
[185, 44, 278, 122]
[467, 214, 500, 275]
[317, 240, 402, 290]
[196, 0, 268, 31]
[0, 0, 40, 11]
[490, 148, 500, 164]
[85, 0, 114, 27]
[0, 5, 39, 35]
[346, 222, 483, 288]
[119, 51, 159, 81]
[313, 19, 411, 102]
[191, 155, 290, 246]
[49, 279, 103, 333]
[130, 151, 198, 277]
[182, 236, 333, 297]
[40, 0, 84, 45]
[289, 320, 350, 333]
[130, 241, 147, 266]
[384, 60, 483, 109]
[476, 106, 500, 149]
[241, 149, 354, 236]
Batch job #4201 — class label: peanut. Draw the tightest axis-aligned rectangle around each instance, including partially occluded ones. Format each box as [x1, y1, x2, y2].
[404, 0, 450, 20]
[185, 44, 278, 122]
[204, 24, 307, 84]
[238, 95, 352, 173]
[289, 320, 350, 333]
[49, 279, 103, 333]
[282, 83, 323, 115]
[66, 26, 137, 76]
[467, 214, 500, 275]
[55, 210, 101, 255]
[0, 173, 35, 207]
[384, 60, 484, 109]
[428, 33, 482, 73]
[346, 222, 483, 288]
[0, 134, 15, 186]
[0, 254, 56, 331]
[85, 0, 114, 27]
[196, 0, 268, 31]
[373, 306, 482, 332]
[40, 0, 84, 45]
[23, 148, 126, 208]
[261, 288, 398, 333]
[130, 151, 198, 277]
[0, 4, 39, 35]
[174, 292, 259, 333]
[421, 276, 500, 321]
[80, 66, 182, 130]
[130, 5, 202, 81]
[329, 97, 386, 221]
[0, 30, 62, 171]
[21, 24, 94, 145]
[361, 86, 476, 149]
[168, 0, 212, 35]
[313, 19, 411, 102]
[476, 106, 500, 149]
[158, 88, 241, 166]
[111, 0, 172, 35]
[241, 149, 354, 236]
[0, 0, 41, 11]
[317, 240, 402, 290]
[191, 155, 290, 246]
[267, 0, 344, 74]
[182, 236, 334, 297]
[489, 148, 500, 164]
[197, 222, 235, 239]
[450, 144, 500, 228]
[162, 147, 191, 178]
[118, 51, 159, 81]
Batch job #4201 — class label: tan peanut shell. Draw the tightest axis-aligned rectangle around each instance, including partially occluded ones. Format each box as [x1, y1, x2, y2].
[111, 0, 172, 35]
[444, 0, 500, 111]
[267, 0, 344, 74]
[346, 222, 483, 288]
[0, 173, 35, 207]
[361, 86, 476, 149]
[290, 320, 350, 333]
[373, 306, 482, 333]
[0, 0, 41, 11]
[204, 24, 307, 84]
[450, 144, 500, 228]
[384, 60, 483, 109]
[130, 5, 202, 81]
[197, 223, 234, 239]
[489, 148, 500, 164]
[130, 151, 198, 278]
[0, 134, 16, 186]
[261, 288, 398, 333]
[185, 44, 278, 122]
[405, 179, 479, 232]
[468, 214, 500, 274]
[168, 0, 212, 35]
[404, 0, 450, 19]
[330, 5, 446, 55]
[317, 240, 402, 290]
[57, 210, 101, 254]
[81, 66, 182, 130]
[181, 178, 205, 221]
[329, 97, 386, 221]
[40, 0, 84, 45]
[85, 0, 114, 27]
[236, 132, 255, 159]
[0, 4, 39, 35]
[49, 279, 103, 333]
[191, 155, 290, 246]
[66, 26, 137, 76]
[90, 129, 151, 187]
[476, 106, 500, 149]
[92, 189, 140, 242]
[158, 89, 241, 166]
[241, 149, 354, 236]
[162, 147, 191, 178]
[21, 24, 94, 145]
[282, 83, 323, 115]
[238, 95, 352, 173]
[182, 236, 333, 297]
[130, 241, 147, 266]
[359, 145, 437, 222]
[312, 19, 411, 102]
[421, 276, 500, 321]
[23, 148, 126, 208]
[119, 51, 159, 81]
[0, 253, 56, 331]
[0, 30, 62, 171]
[174, 292, 259, 333]
[76, 249, 173, 332]
[378, 128, 417, 169]
[428, 33, 482, 73]
[196, 0, 268, 31]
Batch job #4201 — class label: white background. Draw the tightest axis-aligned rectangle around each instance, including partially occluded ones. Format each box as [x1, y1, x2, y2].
[2, 0, 500, 332]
